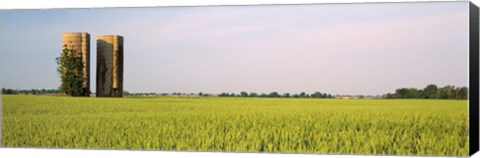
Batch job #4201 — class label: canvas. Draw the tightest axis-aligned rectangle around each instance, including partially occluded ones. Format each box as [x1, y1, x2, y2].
[1, 1, 479, 157]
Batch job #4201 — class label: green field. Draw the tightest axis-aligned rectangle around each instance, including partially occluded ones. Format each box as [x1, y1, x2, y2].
[1, 95, 469, 156]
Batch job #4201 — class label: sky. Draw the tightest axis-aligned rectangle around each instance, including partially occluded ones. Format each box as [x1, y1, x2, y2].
[0, 2, 470, 95]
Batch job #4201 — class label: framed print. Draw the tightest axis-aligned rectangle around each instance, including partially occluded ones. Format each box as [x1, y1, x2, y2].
[1, 1, 479, 157]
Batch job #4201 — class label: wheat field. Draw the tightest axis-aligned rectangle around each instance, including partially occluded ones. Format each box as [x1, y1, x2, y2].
[1, 95, 469, 156]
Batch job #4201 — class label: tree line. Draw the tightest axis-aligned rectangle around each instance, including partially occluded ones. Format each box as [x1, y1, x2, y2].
[3, 84, 467, 100]
[216, 91, 334, 98]
[1, 88, 61, 95]
[383, 84, 468, 100]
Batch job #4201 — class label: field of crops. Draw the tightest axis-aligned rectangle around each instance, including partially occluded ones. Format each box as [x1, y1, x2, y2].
[1, 95, 469, 156]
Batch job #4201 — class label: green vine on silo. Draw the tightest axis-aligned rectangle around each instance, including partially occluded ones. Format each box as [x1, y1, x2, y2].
[56, 44, 85, 96]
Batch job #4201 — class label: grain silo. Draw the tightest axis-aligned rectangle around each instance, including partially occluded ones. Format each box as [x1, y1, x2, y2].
[96, 35, 124, 97]
[61, 32, 90, 96]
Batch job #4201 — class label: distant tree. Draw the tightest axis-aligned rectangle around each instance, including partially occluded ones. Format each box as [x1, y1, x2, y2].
[260, 93, 268, 97]
[283, 93, 290, 98]
[384, 93, 394, 99]
[311, 92, 323, 98]
[437, 86, 450, 99]
[321, 93, 327, 98]
[458, 87, 468, 99]
[248, 92, 257, 97]
[218, 92, 226, 97]
[409, 88, 423, 98]
[123, 90, 131, 96]
[423, 84, 438, 99]
[446, 86, 456, 99]
[240, 91, 248, 97]
[299, 92, 306, 98]
[268, 92, 280, 98]
[384, 84, 467, 100]
[395, 88, 409, 98]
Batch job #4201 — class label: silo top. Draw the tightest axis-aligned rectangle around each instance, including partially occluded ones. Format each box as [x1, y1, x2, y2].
[62, 32, 90, 48]
[97, 35, 123, 39]
[62, 32, 90, 36]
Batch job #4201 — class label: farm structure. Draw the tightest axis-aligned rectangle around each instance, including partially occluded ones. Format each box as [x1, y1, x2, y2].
[61, 32, 91, 96]
[96, 35, 124, 97]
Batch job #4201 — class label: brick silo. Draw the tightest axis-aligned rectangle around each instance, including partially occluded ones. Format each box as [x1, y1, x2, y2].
[96, 35, 124, 97]
[61, 32, 90, 96]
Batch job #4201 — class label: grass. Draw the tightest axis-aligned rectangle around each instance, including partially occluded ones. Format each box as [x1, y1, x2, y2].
[1, 95, 469, 156]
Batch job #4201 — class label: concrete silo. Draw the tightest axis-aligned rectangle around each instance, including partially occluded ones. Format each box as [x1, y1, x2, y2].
[61, 32, 90, 96]
[96, 35, 124, 97]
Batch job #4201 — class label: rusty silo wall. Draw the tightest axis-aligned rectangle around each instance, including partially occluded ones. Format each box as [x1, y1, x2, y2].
[96, 35, 123, 97]
[61, 32, 90, 96]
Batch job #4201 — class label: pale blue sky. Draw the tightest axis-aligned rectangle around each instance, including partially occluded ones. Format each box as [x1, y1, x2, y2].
[0, 2, 470, 95]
